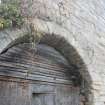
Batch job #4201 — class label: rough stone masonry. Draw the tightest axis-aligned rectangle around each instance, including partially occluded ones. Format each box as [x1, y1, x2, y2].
[0, 0, 105, 105]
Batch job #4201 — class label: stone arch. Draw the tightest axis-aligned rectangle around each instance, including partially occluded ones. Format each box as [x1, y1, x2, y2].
[0, 19, 95, 105]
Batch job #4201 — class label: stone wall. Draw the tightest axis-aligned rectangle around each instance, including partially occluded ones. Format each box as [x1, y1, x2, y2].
[0, 0, 105, 105]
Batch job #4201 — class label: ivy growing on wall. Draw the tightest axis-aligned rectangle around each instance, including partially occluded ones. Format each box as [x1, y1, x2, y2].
[0, 0, 44, 48]
[0, 0, 24, 30]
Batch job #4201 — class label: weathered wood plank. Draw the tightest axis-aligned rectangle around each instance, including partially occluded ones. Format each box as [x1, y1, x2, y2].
[0, 61, 71, 79]
[0, 44, 74, 85]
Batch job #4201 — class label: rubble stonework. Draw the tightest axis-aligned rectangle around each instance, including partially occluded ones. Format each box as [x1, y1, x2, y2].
[0, 0, 105, 105]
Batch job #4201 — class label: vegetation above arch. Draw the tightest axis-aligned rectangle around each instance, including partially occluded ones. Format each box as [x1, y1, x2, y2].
[0, 0, 24, 30]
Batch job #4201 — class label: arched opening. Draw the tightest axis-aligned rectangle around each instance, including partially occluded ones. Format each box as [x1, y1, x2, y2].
[0, 31, 94, 105]
[0, 43, 81, 104]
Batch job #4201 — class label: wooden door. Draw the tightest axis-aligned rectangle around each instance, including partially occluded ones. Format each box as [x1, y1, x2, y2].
[0, 43, 81, 105]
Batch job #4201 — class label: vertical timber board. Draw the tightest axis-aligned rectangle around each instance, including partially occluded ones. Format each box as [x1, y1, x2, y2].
[0, 77, 31, 105]
[0, 77, 80, 105]
[55, 85, 80, 105]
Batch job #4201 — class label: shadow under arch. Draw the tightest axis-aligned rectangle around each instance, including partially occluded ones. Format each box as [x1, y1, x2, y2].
[1, 32, 94, 105]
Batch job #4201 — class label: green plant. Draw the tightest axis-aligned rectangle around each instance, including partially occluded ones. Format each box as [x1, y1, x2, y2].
[0, 1, 24, 30]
